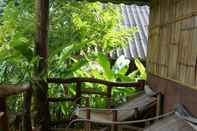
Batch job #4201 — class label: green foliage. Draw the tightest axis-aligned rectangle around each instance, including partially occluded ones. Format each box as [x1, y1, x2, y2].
[134, 59, 147, 80]
[96, 53, 114, 80]
[0, 0, 143, 122]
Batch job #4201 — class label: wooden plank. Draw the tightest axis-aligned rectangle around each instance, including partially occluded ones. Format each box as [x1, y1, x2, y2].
[0, 84, 30, 97]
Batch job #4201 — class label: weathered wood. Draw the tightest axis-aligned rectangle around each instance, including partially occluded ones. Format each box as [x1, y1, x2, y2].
[23, 87, 33, 131]
[81, 88, 107, 96]
[49, 118, 70, 126]
[48, 78, 145, 88]
[111, 110, 118, 131]
[77, 94, 156, 122]
[85, 109, 91, 131]
[107, 86, 112, 108]
[48, 96, 75, 102]
[76, 82, 81, 105]
[34, 0, 50, 130]
[0, 98, 9, 131]
[0, 83, 30, 97]
[156, 93, 162, 117]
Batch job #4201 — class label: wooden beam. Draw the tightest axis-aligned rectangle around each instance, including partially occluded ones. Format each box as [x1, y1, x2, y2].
[34, 0, 50, 130]
[0, 84, 30, 97]
[48, 78, 145, 88]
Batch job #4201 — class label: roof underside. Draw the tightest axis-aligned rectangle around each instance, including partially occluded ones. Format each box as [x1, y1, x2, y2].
[77, 0, 150, 5]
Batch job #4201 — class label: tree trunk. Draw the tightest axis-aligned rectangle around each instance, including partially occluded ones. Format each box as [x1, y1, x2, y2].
[34, 0, 50, 130]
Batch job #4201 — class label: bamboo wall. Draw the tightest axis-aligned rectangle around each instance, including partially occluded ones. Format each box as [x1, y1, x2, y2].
[147, 0, 197, 88]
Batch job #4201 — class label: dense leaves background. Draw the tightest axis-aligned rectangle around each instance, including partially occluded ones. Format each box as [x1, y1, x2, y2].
[0, 0, 145, 123]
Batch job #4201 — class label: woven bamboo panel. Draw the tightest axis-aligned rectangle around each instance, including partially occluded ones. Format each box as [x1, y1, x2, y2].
[148, 0, 197, 87]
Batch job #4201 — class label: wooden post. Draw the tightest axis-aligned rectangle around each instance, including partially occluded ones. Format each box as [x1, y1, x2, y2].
[156, 93, 162, 117]
[107, 86, 112, 108]
[85, 109, 91, 131]
[23, 87, 33, 131]
[34, 0, 50, 130]
[0, 97, 9, 131]
[112, 110, 118, 131]
[76, 82, 81, 105]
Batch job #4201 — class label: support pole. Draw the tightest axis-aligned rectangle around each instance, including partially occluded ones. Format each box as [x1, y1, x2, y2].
[107, 86, 112, 108]
[23, 87, 33, 131]
[34, 0, 50, 130]
[112, 110, 118, 131]
[0, 97, 9, 131]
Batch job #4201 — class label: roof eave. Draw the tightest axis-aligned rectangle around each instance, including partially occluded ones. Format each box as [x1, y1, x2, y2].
[77, 0, 150, 5]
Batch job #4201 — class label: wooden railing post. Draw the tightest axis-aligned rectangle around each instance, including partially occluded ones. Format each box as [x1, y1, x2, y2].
[138, 80, 145, 89]
[156, 93, 163, 117]
[112, 110, 118, 131]
[76, 82, 81, 105]
[107, 86, 112, 108]
[85, 109, 91, 131]
[0, 97, 9, 131]
[23, 86, 33, 131]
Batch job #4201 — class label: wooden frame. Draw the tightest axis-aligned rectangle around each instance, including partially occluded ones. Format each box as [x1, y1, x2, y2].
[0, 84, 32, 131]
[48, 78, 145, 130]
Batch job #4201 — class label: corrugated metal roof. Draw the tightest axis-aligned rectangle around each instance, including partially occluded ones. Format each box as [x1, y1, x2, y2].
[81, 0, 150, 5]
[110, 4, 149, 60]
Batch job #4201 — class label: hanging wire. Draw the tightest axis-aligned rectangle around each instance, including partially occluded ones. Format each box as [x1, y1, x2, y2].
[66, 111, 174, 130]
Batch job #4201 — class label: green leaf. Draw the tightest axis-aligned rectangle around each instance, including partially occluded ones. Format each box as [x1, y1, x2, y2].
[64, 59, 88, 77]
[116, 74, 131, 82]
[11, 35, 33, 62]
[134, 59, 147, 80]
[96, 53, 114, 80]
[128, 70, 139, 81]
[116, 65, 129, 75]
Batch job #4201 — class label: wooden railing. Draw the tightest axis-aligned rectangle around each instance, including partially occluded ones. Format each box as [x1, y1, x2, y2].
[0, 83, 32, 131]
[47, 77, 145, 128]
[0, 78, 145, 130]
[47, 77, 145, 108]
